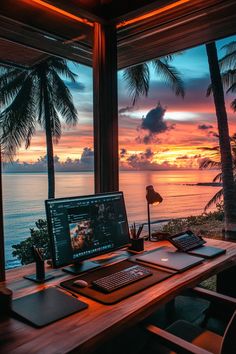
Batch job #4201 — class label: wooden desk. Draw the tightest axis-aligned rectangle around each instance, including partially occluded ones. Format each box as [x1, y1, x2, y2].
[0, 239, 236, 354]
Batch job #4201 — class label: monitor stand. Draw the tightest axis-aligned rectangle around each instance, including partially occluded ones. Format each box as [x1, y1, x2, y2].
[94, 251, 131, 265]
[62, 260, 100, 275]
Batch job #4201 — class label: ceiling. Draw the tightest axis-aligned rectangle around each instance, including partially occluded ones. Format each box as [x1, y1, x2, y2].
[40, 0, 175, 21]
[0, 0, 235, 70]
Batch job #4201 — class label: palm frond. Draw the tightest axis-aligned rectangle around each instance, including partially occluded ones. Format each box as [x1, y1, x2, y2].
[199, 158, 221, 169]
[206, 83, 212, 97]
[231, 98, 236, 111]
[152, 59, 185, 98]
[212, 172, 222, 182]
[0, 69, 27, 107]
[160, 52, 183, 62]
[47, 58, 77, 82]
[48, 69, 78, 125]
[219, 41, 236, 70]
[221, 41, 236, 53]
[123, 63, 150, 105]
[204, 189, 223, 211]
[0, 76, 36, 156]
[220, 70, 236, 93]
[36, 78, 44, 126]
[49, 104, 61, 142]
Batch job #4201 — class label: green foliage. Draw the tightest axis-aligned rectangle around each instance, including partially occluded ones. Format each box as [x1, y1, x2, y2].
[12, 219, 51, 265]
[161, 210, 224, 236]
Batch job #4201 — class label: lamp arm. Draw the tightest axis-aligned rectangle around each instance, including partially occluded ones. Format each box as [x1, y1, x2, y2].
[147, 202, 151, 241]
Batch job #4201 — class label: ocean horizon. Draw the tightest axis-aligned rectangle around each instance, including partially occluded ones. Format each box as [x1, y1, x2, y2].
[2, 169, 221, 269]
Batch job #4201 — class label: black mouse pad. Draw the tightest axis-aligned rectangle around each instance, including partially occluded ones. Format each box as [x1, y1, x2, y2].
[61, 260, 175, 304]
[12, 287, 88, 327]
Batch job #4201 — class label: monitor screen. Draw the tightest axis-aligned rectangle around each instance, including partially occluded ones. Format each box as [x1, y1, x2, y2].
[45, 192, 130, 268]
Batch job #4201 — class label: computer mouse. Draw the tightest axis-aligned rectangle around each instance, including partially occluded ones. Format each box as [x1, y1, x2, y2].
[73, 279, 89, 288]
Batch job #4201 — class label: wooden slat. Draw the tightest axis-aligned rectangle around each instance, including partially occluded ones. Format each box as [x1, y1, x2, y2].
[0, 239, 236, 354]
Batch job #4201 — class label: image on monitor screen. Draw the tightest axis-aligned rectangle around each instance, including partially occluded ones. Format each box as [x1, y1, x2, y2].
[45, 192, 130, 270]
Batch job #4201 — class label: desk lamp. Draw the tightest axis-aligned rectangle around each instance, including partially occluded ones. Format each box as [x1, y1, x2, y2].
[146, 185, 163, 241]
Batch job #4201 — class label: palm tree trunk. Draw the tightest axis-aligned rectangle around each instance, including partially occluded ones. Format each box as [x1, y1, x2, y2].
[42, 81, 55, 199]
[206, 42, 236, 240]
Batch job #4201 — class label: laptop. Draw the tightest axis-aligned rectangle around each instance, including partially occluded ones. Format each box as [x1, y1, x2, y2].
[168, 231, 226, 259]
[188, 246, 226, 258]
[135, 246, 204, 272]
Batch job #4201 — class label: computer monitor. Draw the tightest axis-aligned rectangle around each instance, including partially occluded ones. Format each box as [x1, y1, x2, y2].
[45, 192, 130, 274]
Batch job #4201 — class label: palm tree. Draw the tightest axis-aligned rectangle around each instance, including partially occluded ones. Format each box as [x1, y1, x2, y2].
[205, 42, 236, 239]
[200, 134, 236, 211]
[123, 56, 185, 105]
[0, 58, 78, 198]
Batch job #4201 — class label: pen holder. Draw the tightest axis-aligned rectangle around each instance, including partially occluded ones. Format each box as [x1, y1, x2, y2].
[129, 238, 144, 252]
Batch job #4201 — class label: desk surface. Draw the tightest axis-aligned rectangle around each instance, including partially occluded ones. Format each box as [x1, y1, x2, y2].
[1, 239, 236, 354]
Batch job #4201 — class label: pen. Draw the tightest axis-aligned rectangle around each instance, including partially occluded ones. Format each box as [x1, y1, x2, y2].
[136, 224, 144, 239]
[133, 222, 136, 238]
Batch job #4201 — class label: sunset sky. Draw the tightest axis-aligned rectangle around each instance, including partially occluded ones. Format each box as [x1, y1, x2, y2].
[13, 34, 236, 171]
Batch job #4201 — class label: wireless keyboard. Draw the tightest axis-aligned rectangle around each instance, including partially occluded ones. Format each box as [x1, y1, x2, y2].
[92, 265, 153, 293]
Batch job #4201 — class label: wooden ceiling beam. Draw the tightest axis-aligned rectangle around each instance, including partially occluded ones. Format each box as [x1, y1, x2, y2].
[0, 16, 93, 67]
[117, 0, 236, 69]
[0, 1, 235, 70]
[31, 0, 106, 24]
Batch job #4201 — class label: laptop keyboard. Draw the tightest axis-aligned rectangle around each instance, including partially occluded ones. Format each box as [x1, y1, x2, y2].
[176, 234, 204, 251]
[92, 265, 152, 293]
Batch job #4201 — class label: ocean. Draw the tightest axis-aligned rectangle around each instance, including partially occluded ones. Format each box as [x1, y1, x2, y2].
[2, 169, 221, 269]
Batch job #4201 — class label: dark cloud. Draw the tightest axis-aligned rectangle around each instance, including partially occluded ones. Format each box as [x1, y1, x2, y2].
[125, 150, 178, 170]
[127, 151, 152, 170]
[80, 147, 94, 168]
[176, 154, 202, 160]
[197, 146, 218, 151]
[135, 133, 161, 145]
[176, 155, 189, 160]
[136, 103, 175, 144]
[141, 103, 168, 133]
[144, 148, 154, 159]
[120, 148, 127, 158]
[3, 148, 94, 172]
[198, 124, 213, 130]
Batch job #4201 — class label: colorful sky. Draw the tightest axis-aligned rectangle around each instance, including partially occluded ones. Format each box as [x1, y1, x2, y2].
[10, 34, 236, 171]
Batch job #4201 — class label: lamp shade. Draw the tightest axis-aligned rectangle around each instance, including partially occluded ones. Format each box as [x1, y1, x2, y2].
[146, 185, 163, 205]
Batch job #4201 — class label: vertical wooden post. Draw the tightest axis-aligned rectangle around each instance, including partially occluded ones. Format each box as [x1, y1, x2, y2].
[93, 23, 119, 193]
[0, 147, 5, 281]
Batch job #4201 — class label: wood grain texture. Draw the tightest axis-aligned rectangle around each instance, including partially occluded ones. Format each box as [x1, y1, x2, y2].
[0, 239, 236, 354]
